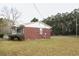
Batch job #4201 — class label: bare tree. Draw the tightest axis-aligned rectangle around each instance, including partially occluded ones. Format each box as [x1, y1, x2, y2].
[10, 7, 21, 25]
[0, 6, 21, 25]
[0, 6, 10, 19]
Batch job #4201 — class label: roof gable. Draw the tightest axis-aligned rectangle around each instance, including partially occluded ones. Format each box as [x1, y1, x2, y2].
[24, 22, 51, 29]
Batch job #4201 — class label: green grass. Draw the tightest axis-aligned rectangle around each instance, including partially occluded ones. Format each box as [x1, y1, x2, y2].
[0, 36, 79, 56]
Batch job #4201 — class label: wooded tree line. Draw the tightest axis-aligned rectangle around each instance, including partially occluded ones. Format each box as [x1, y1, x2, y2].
[42, 8, 79, 35]
[0, 6, 79, 36]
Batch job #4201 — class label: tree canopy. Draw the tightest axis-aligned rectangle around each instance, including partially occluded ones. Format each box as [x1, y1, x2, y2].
[42, 8, 79, 35]
[31, 17, 39, 22]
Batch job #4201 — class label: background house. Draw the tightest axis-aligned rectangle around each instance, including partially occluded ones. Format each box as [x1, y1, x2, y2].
[23, 22, 52, 39]
[0, 19, 13, 35]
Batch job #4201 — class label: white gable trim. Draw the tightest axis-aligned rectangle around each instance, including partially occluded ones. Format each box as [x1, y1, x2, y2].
[24, 22, 51, 29]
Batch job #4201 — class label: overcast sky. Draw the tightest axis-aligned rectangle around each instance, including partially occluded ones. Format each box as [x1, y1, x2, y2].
[0, 3, 79, 25]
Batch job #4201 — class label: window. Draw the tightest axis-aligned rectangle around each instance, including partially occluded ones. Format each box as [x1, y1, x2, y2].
[40, 28, 43, 35]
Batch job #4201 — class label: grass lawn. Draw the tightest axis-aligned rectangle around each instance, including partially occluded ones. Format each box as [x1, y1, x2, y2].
[0, 36, 79, 56]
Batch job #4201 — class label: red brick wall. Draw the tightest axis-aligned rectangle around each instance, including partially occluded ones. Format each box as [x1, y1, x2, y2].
[42, 28, 51, 39]
[23, 27, 51, 40]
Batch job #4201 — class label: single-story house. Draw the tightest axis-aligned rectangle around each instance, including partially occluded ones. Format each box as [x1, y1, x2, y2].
[23, 22, 52, 39]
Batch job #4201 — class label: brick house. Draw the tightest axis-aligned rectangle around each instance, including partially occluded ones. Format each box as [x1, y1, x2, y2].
[23, 22, 52, 39]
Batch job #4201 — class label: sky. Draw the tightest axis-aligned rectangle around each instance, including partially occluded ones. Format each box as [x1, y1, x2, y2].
[0, 3, 79, 25]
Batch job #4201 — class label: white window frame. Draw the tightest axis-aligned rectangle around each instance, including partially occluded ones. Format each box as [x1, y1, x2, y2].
[40, 28, 43, 35]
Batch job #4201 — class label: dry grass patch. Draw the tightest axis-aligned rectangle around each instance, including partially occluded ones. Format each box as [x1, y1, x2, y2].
[0, 36, 78, 56]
